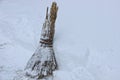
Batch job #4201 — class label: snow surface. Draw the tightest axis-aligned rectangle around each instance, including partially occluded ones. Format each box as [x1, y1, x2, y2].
[0, 0, 120, 80]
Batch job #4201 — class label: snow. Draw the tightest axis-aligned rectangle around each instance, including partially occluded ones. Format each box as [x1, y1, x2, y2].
[0, 0, 120, 80]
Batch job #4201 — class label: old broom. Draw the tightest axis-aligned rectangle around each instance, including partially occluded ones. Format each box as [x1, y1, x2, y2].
[25, 2, 58, 79]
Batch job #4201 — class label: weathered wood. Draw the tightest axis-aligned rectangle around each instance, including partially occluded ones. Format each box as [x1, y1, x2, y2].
[25, 2, 58, 79]
[40, 2, 58, 47]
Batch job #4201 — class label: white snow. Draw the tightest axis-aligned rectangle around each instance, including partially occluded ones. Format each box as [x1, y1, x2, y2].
[0, 0, 120, 80]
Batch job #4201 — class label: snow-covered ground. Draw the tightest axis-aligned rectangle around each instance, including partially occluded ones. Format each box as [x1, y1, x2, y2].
[0, 0, 120, 80]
